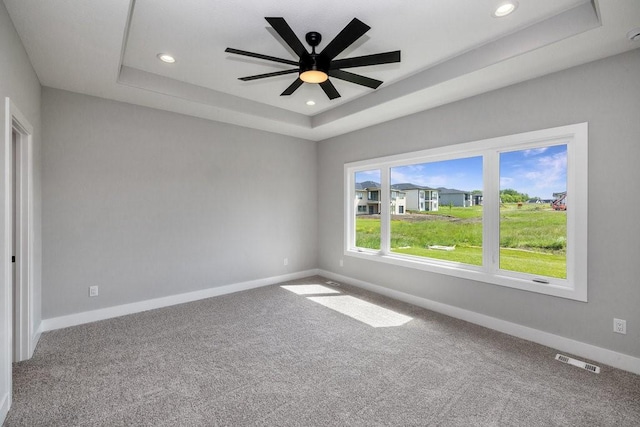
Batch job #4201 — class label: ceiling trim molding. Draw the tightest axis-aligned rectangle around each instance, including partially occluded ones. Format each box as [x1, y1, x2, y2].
[114, 1, 600, 140]
[118, 66, 311, 128]
[311, 1, 601, 129]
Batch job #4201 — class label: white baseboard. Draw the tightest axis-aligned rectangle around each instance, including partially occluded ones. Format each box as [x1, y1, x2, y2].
[41, 269, 320, 333]
[0, 391, 9, 426]
[318, 269, 640, 376]
[31, 330, 41, 357]
[36, 268, 640, 375]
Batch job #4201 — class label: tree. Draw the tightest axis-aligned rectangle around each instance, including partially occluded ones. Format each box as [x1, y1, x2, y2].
[500, 189, 529, 203]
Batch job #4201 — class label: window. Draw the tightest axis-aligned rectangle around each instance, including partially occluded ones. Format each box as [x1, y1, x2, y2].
[390, 156, 483, 266]
[499, 144, 568, 279]
[354, 170, 381, 250]
[345, 123, 588, 301]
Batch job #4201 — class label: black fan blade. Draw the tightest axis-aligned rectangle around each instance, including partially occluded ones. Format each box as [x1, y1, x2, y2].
[225, 48, 298, 66]
[239, 69, 299, 81]
[265, 17, 308, 58]
[330, 51, 401, 69]
[281, 78, 304, 96]
[320, 80, 341, 100]
[320, 18, 370, 60]
[328, 69, 382, 89]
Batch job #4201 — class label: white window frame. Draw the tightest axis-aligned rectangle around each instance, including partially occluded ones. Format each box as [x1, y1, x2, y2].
[344, 123, 588, 302]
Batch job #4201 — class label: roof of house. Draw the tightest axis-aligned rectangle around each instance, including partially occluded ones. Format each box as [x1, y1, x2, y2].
[391, 183, 436, 191]
[355, 181, 380, 190]
[437, 187, 471, 195]
[356, 182, 411, 193]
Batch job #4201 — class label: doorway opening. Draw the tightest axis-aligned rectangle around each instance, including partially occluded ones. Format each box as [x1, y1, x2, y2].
[5, 99, 35, 363]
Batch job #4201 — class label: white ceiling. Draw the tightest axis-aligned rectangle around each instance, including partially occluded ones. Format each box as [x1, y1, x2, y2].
[4, 0, 640, 140]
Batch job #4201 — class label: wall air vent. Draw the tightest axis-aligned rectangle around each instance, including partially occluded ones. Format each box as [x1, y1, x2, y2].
[555, 354, 601, 374]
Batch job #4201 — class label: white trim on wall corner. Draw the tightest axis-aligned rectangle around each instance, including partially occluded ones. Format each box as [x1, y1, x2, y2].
[317, 269, 640, 376]
[0, 391, 9, 426]
[40, 269, 320, 333]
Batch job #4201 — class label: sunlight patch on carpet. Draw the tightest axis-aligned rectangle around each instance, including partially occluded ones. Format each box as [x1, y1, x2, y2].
[307, 295, 412, 328]
[281, 284, 341, 295]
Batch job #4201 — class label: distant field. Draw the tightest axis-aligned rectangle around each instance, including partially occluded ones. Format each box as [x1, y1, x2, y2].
[355, 203, 567, 278]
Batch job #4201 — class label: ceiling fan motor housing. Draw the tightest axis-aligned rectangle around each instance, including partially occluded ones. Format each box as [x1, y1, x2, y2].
[300, 52, 330, 75]
[300, 31, 329, 76]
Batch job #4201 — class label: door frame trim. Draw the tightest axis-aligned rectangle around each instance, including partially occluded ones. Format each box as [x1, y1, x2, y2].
[4, 98, 35, 371]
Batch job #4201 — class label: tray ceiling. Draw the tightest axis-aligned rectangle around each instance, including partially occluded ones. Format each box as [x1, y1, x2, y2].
[4, 0, 640, 140]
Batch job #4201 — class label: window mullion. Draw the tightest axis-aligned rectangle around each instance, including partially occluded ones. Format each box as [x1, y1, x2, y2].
[380, 167, 390, 255]
[483, 151, 499, 274]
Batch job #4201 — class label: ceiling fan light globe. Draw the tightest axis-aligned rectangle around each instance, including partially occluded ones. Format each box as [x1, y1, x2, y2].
[300, 70, 328, 83]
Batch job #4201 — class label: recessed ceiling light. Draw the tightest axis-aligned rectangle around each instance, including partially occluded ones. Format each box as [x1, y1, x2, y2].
[493, 1, 518, 17]
[306, 100, 316, 106]
[157, 53, 176, 64]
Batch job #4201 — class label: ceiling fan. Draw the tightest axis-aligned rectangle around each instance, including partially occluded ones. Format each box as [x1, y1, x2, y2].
[225, 17, 401, 100]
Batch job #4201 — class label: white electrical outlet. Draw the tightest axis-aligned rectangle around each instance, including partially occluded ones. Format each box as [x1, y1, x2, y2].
[613, 318, 626, 334]
[283, 258, 288, 266]
[339, 258, 344, 267]
[89, 286, 99, 297]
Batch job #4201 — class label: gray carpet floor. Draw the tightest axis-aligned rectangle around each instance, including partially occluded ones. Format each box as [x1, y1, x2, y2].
[4, 275, 640, 426]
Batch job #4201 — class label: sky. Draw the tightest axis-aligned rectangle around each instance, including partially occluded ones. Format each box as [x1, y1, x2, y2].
[499, 144, 567, 199]
[391, 156, 483, 192]
[355, 144, 567, 199]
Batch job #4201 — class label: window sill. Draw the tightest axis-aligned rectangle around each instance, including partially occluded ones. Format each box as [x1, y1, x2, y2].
[345, 249, 586, 302]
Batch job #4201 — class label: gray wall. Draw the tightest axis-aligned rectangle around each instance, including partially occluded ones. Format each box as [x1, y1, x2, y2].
[42, 88, 317, 319]
[318, 49, 640, 358]
[0, 0, 42, 417]
[439, 193, 469, 208]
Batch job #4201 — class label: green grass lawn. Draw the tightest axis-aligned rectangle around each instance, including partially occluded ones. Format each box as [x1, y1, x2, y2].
[356, 203, 567, 278]
[355, 218, 381, 249]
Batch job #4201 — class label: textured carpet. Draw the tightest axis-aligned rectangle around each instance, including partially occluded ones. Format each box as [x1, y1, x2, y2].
[4, 276, 640, 426]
